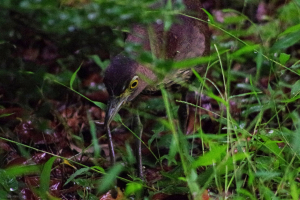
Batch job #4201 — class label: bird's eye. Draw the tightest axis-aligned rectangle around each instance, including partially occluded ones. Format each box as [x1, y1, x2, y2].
[129, 76, 139, 89]
[130, 79, 138, 89]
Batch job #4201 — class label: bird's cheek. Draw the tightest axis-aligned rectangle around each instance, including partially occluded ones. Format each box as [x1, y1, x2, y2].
[128, 81, 148, 101]
[128, 90, 140, 101]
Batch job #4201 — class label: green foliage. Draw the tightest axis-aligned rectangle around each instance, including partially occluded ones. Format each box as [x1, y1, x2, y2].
[97, 164, 124, 194]
[1, 0, 300, 199]
[0, 0, 183, 36]
[124, 182, 143, 196]
[271, 30, 300, 52]
[40, 157, 57, 197]
[64, 167, 90, 186]
[0, 170, 18, 198]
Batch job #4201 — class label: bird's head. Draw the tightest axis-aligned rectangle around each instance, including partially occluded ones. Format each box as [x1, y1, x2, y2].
[103, 54, 154, 126]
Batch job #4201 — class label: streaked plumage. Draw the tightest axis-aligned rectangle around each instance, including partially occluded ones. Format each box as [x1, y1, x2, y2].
[103, 0, 210, 173]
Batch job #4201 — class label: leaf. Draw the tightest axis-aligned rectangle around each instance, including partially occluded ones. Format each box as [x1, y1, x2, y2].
[61, 159, 76, 169]
[70, 65, 81, 89]
[157, 134, 173, 148]
[167, 135, 178, 166]
[0, 169, 18, 192]
[291, 128, 300, 155]
[236, 83, 261, 92]
[279, 53, 290, 65]
[74, 178, 95, 188]
[255, 48, 263, 79]
[0, 113, 14, 118]
[40, 157, 57, 192]
[173, 55, 212, 69]
[192, 145, 227, 168]
[163, 0, 173, 31]
[271, 30, 300, 51]
[64, 167, 90, 186]
[291, 80, 300, 96]
[5, 165, 41, 176]
[202, 8, 215, 24]
[98, 164, 123, 194]
[279, 23, 300, 37]
[124, 182, 143, 196]
[230, 45, 260, 59]
[237, 188, 256, 200]
[113, 113, 122, 123]
[88, 113, 100, 158]
[255, 171, 281, 181]
[90, 166, 105, 173]
[281, 94, 300, 103]
[89, 55, 109, 70]
[125, 142, 135, 165]
[260, 135, 281, 155]
[92, 101, 107, 110]
[148, 123, 165, 146]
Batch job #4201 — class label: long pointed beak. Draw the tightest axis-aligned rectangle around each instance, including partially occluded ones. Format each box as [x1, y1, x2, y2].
[104, 96, 128, 127]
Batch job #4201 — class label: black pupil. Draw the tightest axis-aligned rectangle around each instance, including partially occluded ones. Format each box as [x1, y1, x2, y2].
[131, 82, 137, 87]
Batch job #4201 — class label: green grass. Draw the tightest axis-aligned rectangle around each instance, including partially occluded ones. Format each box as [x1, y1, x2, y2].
[1, 0, 300, 199]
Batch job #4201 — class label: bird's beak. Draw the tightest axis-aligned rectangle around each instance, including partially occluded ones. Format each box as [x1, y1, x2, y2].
[104, 95, 128, 127]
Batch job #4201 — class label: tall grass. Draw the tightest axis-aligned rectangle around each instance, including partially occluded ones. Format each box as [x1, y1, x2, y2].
[0, 0, 300, 199]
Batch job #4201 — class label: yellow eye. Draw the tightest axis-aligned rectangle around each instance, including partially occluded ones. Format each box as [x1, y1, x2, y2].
[130, 79, 138, 89]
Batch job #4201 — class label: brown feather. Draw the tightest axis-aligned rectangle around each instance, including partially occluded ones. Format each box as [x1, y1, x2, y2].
[104, 0, 210, 96]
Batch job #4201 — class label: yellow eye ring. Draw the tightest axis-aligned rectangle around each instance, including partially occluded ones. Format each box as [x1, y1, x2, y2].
[130, 79, 138, 89]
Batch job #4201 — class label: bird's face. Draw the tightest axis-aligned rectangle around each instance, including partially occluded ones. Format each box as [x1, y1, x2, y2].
[103, 55, 149, 126]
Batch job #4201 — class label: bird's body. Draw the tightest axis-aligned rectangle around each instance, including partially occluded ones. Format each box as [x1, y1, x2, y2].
[103, 0, 210, 177]
[104, 0, 210, 105]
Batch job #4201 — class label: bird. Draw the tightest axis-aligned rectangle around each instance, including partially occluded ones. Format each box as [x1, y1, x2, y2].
[103, 0, 210, 179]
